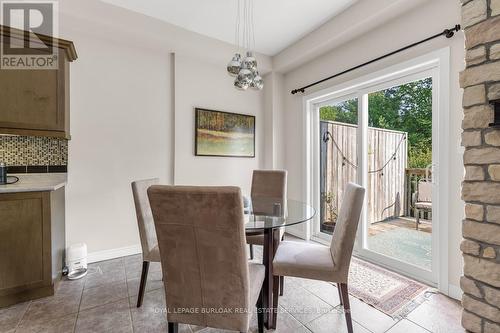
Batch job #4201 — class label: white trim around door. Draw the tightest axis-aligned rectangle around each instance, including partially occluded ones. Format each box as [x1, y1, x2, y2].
[301, 48, 451, 295]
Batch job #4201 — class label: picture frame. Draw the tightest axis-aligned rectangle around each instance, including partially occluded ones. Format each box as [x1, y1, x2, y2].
[195, 108, 255, 158]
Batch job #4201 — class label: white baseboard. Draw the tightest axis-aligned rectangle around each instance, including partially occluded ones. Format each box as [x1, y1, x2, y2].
[447, 284, 463, 300]
[87, 244, 142, 263]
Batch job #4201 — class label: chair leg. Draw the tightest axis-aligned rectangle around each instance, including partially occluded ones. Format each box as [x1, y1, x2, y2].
[257, 288, 264, 333]
[136, 261, 150, 307]
[168, 322, 178, 333]
[337, 283, 343, 305]
[249, 244, 254, 260]
[339, 283, 353, 333]
[279, 276, 284, 296]
[416, 209, 420, 230]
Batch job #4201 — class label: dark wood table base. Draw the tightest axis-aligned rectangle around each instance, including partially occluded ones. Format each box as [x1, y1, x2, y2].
[262, 228, 281, 329]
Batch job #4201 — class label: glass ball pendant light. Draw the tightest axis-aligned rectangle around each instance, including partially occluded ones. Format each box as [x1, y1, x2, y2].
[227, 53, 242, 76]
[234, 68, 252, 90]
[229, 0, 263, 90]
[242, 51, 257, 71]
[250, 71, 264, 90]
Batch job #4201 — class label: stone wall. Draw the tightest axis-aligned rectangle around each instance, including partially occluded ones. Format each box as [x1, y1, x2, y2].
[460, 0, 500, 332]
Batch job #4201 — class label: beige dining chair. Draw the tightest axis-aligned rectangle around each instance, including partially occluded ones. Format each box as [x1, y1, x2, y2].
[131, 178, 161, 307]
[247, 169, 287, 295]
[272, 183, 365, 333]
[147, 185, 265, 333]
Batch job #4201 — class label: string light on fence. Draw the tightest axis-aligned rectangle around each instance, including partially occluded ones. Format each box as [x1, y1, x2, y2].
[322, 131, 407, 175]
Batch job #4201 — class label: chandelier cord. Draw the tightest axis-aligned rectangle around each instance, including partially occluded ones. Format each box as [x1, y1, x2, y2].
[235, 0, 240, 52]
[322, 131, 407, 174]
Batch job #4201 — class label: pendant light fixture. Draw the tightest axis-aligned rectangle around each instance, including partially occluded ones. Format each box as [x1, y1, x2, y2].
[227, 0, 263, 90]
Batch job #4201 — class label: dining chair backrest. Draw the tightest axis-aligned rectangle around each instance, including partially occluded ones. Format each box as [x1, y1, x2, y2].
[147, 185, 252, 332]
[251, 170, 287, 216]
[131, 178, 160, 262]
[329, 183, 365, 282]
[417, 181, 432, 203]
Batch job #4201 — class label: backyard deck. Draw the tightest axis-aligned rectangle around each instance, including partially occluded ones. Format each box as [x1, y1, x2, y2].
[367, 217, 432, 270]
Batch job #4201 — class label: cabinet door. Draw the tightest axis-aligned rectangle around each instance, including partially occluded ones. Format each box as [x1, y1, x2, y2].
[0, 192, 51, 294]
[0, 47, 67, 135]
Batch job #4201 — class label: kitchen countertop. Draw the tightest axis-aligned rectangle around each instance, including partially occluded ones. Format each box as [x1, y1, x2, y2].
[0, 173, 67, 193]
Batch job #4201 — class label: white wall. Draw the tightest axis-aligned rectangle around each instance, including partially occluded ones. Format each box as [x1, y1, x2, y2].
[60, 1, 269, 259]
[65, 29, 173, 257]
[174, 55, 264, 196]
[277, 0, 464, 296]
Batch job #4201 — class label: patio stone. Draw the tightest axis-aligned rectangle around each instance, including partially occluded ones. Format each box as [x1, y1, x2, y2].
[460, 61, 500, 87]
[485, 321, 500, 333]
[462, 131, 482, 147]
[487, 205, 500, 224]
[464, 147, 500, 164]
[460, 276, 483, 298]
[460, 239, 481, 256]
[465, 16, 500, 49]
[463, 84, 486, 107]
[488, 165, 500, 180]
[463, 255, 500, 288]
[465, 166, 485, 180]
[466, 46, 486, 66]
[487, 83, 500, 101]
[462, 105, 493, 129]
[485, 131, 500, 146]
[462, 310, 482, 333]
[462, 182, 500, 204]
[492, 0, 500, 16]
[491, 43, 500, 60]
[462, 0, 487, 28]
[482, 247, 496, 258]
[483, 284, 500, 308]
[465, 203, 484, 221]
[462, 294, 500, 323]
[463, 220, 500, 245]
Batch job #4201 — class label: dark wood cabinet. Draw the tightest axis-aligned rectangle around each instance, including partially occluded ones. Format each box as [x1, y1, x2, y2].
[0, 188, 65, 308]
[0, 25, 77, 138]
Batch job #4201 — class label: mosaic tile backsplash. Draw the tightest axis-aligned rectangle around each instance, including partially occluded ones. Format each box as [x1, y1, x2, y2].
[0, 135, 68, 166]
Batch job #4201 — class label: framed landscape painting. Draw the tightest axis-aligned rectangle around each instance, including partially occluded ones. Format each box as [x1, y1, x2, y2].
[195, 108, 255, 157]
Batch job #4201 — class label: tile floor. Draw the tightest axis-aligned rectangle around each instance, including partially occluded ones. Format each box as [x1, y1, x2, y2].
[0, 249, 464, 333]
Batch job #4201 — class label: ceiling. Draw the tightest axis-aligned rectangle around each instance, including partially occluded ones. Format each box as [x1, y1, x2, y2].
[100, 0, 358, 56]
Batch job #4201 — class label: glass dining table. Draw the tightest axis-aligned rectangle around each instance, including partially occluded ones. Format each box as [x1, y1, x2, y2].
[245, 199, 316, 329]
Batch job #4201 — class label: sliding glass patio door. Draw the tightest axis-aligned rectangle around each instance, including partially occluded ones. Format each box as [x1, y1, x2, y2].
[315, 69, 440, 286]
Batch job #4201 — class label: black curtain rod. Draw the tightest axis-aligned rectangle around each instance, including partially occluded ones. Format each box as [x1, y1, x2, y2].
[291, 24, 461, 95]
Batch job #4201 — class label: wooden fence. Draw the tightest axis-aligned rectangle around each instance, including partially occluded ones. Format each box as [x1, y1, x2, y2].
[320, 121, 408, 225]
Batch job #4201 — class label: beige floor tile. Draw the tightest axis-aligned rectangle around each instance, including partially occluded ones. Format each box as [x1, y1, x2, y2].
[0, 301, 29, 333]
[126, 269, 164, 301]
[75, 299, 132, 333]
[305, 309, 370, 333]
[80, 281, 128, 311]
[347, 296, 397, 333]
[278, 279, 333, 325]
[295, 278, 341, 307]
[20, 290, 81, 326]
[84, 263, 127, 290]
[407, 293, 464, 333]
[386, 319, 431, 333]
[129, 289, 170, 333]
[16, 313, 77, 333]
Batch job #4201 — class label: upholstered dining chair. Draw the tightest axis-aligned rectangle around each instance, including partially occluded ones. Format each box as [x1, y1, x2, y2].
[247, 169, 287, 295]
[131, 178, 161, 308]
[272, 183, 365, 333]
[147, 185, 265, 333]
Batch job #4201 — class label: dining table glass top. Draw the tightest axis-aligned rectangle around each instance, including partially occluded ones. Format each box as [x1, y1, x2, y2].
[245, 199, 316, 231]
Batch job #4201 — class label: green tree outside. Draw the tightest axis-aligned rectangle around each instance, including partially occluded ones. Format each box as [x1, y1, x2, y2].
[319, 78, 432, 168]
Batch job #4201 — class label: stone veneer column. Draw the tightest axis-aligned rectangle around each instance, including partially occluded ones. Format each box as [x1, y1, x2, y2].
[460, 1, 500, 332]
